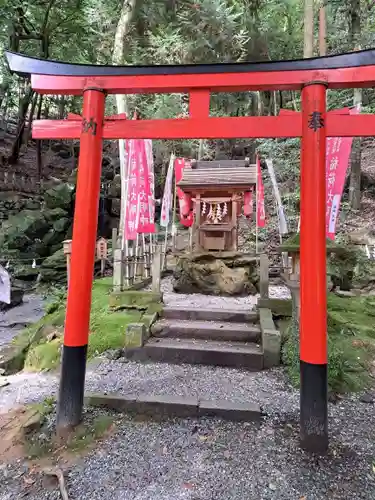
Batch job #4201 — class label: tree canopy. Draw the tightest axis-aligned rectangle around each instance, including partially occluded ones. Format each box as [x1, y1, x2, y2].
[1, 1, 374, 169]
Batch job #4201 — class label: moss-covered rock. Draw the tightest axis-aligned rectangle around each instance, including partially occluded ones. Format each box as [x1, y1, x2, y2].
[173, 253, 259, 296]
[279, 233, 342, 254]
[44, 183, 75, 211]
[280, 233, 358, 291]
[44, 207, 69, 222]
[25, 337, 63, 372]
[109, 290, 162, 310]
[39, 248, 67, 283]
[0, 210, 51, 252]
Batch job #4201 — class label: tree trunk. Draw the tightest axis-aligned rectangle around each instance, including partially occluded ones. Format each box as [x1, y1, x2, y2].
[112, 0, 138, 248]
[319, 4, 326, 56]
[24, 91, 38, 145]
[349, 89, 362, 210]
[349, 0, 362, 210]
[36, 94, 43, 182]
[198, 139, 204, 160]
[304, 0, 314, 58]
[0, 82, 9, 111]
[43, 99, 50, 119]
[58, 96, 65, 119]
[8, 85, 33, 164]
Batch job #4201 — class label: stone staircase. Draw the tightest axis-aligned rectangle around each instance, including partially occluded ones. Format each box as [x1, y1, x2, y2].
[125, 305, 280, 371]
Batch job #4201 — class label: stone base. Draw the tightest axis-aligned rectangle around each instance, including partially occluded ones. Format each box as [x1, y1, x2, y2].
[259, 308, 281, 368]
[124, 323, 148, 349]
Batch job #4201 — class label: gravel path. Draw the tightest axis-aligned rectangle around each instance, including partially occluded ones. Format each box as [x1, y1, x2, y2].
[1, 286, 372, 499]
[0, 399, 374, 499]
[0, 358, 374, 499]
[1, 361, 294, 416]
[152, 275, 290, 310]
[51, 414, 375, 500]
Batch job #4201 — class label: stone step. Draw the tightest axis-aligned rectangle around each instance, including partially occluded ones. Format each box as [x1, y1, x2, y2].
[126, 338, 263, 371]
[161, 305, 259, 323]
[151, 319, 261, 342]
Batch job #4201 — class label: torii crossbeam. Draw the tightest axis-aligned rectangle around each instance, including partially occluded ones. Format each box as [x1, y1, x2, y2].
[6, 48, 375, 453]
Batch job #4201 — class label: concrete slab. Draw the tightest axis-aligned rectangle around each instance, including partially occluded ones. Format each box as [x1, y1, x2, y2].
[162, 306, 259, 323]
[85, 392, 262, 422]
[151, 318, 261, 342]
[126, 337, 264, 370]
[199, 399, 262, 422]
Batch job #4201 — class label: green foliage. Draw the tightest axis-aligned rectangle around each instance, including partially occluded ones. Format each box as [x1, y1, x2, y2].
[282, 294, 375, 393]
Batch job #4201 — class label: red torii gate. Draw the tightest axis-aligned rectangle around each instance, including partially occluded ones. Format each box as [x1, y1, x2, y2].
[6, 49, 375, 454]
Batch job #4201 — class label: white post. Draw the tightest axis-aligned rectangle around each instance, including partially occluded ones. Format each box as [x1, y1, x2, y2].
[162, 224, 169, 270]
[133, 233, 140, 280]
[143, 233, 150, 278]
[152, 245, 162, 293]
[113, 249, 123, 292]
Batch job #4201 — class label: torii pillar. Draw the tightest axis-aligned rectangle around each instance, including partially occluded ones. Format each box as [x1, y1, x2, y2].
[57, 88, 105, 431]
[300, 82, 328, 453]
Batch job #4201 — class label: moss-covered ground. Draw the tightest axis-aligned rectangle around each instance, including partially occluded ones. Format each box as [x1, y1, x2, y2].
[15, 278, 142, 371]
[282, 293, 375, 393]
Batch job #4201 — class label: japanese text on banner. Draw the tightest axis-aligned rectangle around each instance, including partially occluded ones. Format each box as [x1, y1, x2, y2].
[326, 107, 359, 240]
[136, 140, 155, 234]
[256, 156, 266, 228]
[124, 139, 139, 240]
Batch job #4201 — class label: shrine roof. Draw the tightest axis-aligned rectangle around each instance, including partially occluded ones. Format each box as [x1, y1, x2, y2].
[192, 160, 252, 169]
[178, 165, 256, 191]
[5, 49, 375, 78]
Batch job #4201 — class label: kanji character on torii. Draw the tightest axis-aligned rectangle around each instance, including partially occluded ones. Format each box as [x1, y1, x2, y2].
[6, 47, 375, 454]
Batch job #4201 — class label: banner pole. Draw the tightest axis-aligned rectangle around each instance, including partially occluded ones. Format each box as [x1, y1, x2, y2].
[160, 154, 175, 270]
[171, 172, 177, 252]
[122, 139, 132, 287]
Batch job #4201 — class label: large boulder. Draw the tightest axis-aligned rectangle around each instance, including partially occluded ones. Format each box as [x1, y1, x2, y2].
[44, 183, 74, 211]
[42, 216, 71, 249]
[108, 174, 121, 198]
[173, 253, 259, 296]
[0, 210, 52, 251]
[39, 248, 67, 284]
[44, 207, 69, 222]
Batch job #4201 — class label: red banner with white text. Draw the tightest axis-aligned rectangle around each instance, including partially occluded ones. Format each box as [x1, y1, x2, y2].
[124, 139, 139, 240]
[136, 140, 155, 234]
[256, 156, 266, 228]
[124, 139, 155, 240]
[326, 107, 359, 239]
[175, 158, 194, 227]
[279, 107, 358, 239]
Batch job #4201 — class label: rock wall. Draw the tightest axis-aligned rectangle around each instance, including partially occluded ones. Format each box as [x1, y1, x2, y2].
[0, 183, 75, 285]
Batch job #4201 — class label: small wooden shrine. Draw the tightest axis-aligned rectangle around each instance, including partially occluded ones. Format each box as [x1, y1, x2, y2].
[178, 159, 256, 252]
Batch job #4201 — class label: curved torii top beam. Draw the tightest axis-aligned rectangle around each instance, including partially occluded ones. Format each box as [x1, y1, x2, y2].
[5, 48, 375, 77]
[6, 49, 375, 140]
[5, 49, 375, 95]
